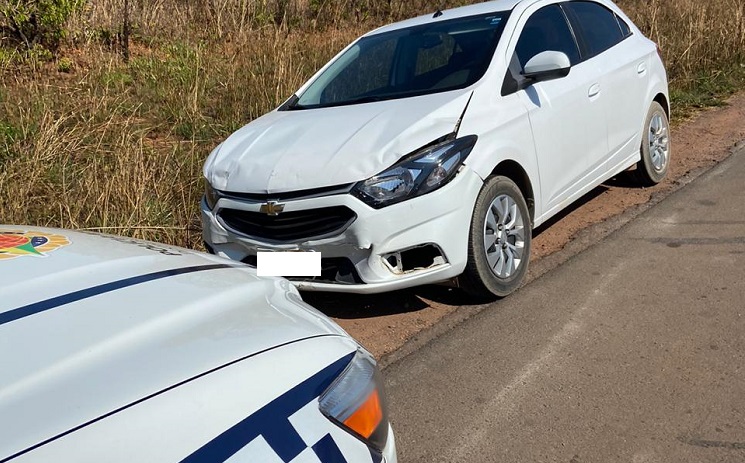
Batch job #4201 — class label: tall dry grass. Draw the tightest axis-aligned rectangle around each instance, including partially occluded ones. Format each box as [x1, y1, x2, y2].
[618, 0, 745, 88]
[0, 70, 203, 244]
[1, 0, 744, 248]
[0, 26, 360, 246]
[79, 0, 474, 38]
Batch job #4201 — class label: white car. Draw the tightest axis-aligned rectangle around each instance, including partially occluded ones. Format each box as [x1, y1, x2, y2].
[0, 226, 396, 463]
[201, 0, 670, 298]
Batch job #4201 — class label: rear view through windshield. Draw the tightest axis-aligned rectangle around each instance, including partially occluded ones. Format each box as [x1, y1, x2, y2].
[290, 12, 509, 110]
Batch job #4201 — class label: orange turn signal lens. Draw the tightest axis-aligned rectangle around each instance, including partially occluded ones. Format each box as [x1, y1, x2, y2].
[318, 349, 390, 450]
[343, 389, 383, 439]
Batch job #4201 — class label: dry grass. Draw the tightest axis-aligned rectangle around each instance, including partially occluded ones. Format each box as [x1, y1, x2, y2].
[617, 0, 745, 88]
[0, 71, 203, 245]
[1, 0, 744, 248]
[0, 26, 360, 246]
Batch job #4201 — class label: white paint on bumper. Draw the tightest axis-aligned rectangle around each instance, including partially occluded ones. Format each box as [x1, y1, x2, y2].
[202, 168, 483, 293]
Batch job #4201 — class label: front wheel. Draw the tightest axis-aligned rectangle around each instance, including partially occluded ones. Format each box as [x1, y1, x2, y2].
[459, 176, 531, 300]
[634, 101, 670, 185]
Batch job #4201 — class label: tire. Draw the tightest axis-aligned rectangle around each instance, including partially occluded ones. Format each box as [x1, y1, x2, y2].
[634, 101, 670, 186]
[459, 176, 532, 300]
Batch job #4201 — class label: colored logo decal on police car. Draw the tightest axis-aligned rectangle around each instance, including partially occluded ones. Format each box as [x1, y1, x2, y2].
[0, 231, 70, 261]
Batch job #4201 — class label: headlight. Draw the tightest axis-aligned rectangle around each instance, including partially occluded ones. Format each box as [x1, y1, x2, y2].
[319, 349, 389, 451]
[204, 179, 220, 210]
[352, 135, 477, 208]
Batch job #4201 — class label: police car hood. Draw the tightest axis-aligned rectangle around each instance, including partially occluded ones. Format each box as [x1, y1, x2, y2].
[204, 89, 472, 193]
[0, 226, 346, 459]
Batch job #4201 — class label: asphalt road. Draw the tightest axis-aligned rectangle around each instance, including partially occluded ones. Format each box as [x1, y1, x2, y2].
[384, 146, 745, 462]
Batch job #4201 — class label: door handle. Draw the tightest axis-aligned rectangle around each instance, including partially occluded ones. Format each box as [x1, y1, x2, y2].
[588, 83, 601, 98]
[637, 62, 647, 75]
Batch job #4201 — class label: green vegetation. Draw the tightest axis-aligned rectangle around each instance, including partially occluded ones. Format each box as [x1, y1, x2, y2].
[1, 0, 87, 51]
[669, 64, 745, 119]
[1, 0, 744, 247]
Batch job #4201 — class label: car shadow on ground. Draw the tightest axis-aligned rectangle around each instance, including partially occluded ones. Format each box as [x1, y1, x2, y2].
[532, 184, 609, 237]
[302, 285, 468, 319]
[602, 170, 644, 188]
[533, 170, 644, 237]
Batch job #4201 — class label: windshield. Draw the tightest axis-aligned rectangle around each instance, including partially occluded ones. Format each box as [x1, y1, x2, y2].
[287, 12, 510, 110]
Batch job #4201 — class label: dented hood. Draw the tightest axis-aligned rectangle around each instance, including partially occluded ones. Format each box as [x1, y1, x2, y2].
[204, 90, 473, 193]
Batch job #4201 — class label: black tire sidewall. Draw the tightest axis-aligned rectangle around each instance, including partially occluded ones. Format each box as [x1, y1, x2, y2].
[463, 175, 531, 298]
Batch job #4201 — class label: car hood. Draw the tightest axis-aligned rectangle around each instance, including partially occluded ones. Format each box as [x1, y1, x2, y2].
[204, 90, 473, 193]
[0, 226, 345, 459]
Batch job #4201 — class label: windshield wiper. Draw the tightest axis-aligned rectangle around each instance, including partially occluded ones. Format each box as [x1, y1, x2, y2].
[343, 95, 386, 105]
[283, 94, 388, 111]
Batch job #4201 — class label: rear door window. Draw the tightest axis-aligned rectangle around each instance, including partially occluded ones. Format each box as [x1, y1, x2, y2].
[563, 1, 624, 59]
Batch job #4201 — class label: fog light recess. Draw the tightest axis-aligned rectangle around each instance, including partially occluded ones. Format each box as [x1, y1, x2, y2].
[382, 244, 447, 274]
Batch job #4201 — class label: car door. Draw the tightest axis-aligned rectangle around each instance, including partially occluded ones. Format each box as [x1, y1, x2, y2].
[505, 3, 608, 220]
[563, 1, 649, 174]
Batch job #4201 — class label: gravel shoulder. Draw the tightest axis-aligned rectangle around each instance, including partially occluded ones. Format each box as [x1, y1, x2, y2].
[303, 93, 745, 360]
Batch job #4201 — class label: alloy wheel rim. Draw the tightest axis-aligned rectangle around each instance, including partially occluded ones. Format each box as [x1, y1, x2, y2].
[483, 194, 525, 279]
[649, 112, 669, 173]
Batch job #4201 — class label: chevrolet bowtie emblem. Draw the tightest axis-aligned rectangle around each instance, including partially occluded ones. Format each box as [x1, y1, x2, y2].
[259, 200, 285, 216]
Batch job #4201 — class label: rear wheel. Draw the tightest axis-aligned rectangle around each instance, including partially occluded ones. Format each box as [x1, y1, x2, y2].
[634, 101, 670, 185]
[460, 176, 531, 300]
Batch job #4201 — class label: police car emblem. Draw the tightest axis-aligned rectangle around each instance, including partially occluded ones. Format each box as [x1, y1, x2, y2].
[0, 230, 71, 261]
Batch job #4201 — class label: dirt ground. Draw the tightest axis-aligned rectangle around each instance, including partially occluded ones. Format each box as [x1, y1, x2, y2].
[303, 93, 745, 360]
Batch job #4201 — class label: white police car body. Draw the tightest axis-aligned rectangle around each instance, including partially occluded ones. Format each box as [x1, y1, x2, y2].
[0, 226, 396, 463]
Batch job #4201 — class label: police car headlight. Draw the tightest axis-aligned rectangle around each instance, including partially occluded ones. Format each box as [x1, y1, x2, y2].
[319, 349, 389, 451]
[352, 135, 477, 208]
[204, 179, 220, 210]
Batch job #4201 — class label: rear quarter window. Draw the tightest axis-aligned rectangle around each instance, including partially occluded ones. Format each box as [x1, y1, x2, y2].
[615, 13, 632, 38]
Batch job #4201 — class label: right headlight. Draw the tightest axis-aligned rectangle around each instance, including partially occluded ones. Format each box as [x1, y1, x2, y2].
[352, 135, 477, 208]
[318, 349, 389, 451]
[203, 179, 220, 210]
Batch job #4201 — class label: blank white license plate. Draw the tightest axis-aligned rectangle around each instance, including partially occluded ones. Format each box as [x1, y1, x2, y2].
[256, 251, 321, 277]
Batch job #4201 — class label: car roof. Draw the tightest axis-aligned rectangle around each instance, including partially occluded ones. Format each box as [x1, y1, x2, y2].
[365, 0, 528, 36]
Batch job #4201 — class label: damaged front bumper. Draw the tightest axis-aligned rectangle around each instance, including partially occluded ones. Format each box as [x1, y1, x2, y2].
[201, 167, 483, 294]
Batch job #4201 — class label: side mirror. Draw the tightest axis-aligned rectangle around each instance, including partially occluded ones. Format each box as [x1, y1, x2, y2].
[522, 51, 571, 82]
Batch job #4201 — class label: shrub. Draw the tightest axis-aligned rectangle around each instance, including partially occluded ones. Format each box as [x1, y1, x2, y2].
[56, 55, 72, 72]
[0, 0, 87, 52]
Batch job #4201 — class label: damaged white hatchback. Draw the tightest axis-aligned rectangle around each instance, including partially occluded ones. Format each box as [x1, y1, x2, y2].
[202, 0, 670, 298]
